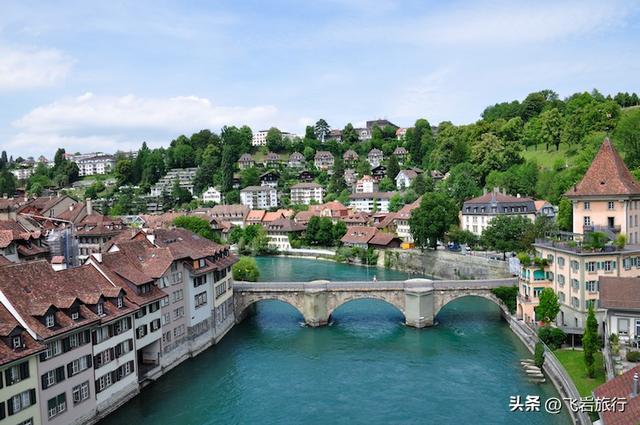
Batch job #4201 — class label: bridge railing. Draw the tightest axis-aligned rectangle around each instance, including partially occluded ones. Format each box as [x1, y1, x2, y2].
[234, 277, 517, 291]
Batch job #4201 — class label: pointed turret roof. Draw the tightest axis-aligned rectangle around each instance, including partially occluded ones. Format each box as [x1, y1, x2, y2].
[565, 138, 640, 197]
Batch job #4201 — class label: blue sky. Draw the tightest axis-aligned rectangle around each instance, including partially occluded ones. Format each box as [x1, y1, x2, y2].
[1, 0, 639, 158]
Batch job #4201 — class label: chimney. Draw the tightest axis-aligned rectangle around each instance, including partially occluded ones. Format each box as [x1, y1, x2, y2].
[502, 188, 506, 196]
[517, 193, 521, 198]
[493, 186, 499, 194]
[86, 198, 93, 215]
[633, 372, 639, 397]
[483, 188, 487, 195]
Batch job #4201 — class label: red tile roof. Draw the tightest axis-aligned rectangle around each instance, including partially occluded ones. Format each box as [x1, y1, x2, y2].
[593, 365, 640, 425]
[599, 277, 640, 310]
[0, 303, 44, 367]
[566, 138, 640, 197]
[341, 226, 377, 245]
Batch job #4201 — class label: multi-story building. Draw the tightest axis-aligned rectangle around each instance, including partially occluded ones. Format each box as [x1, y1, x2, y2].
[367, 149, 384, 168]
[251, 130, 295, 146]
[287, 152, 305, 168]
[0, 304, 44, 425]
[461, 188, 537, 236]
[343, 150, 359, 164]
[11, 166, 34, 181]
[290, 183, 324, 205]
[259, 171, 279, 189]
[517, 138, 640, 335]
[240, 186, 278, 210]
[355, 175, 378, 194]
[393, 146, 408, 160]
[348, 192, 395, 213]
[263, 152, 281, 168]
[237, 154, 255, 170]
[70, 154, 115, 177]
[264, 218, 305, 251]
[395, 169, 418, 189]
[149, 168, 198, 197]
[394, 198, 420, 243]
[314, 151, 334, 170]
[201, 187, 223, 204]
[208, 204, 249, 228]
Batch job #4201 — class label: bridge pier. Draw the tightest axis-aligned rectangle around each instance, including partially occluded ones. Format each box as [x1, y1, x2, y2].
[404, 279, 435, 328]
[303, 286, 329, 327]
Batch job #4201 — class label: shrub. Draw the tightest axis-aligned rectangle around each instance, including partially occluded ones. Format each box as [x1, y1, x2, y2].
[232, 256, 260, 282]
[517, 252, 531, 266]
[534, 342, 545, 368]
[537, 326, 566, 350]
[490, 286, 518, 314]
[627, 351, 640, 362]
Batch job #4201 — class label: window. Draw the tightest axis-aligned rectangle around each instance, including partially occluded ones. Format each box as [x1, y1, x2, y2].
[42, 340, 62, 360]
[215, 282, 227, 298]
[557, 275, 565, 286]
[584, 216, 591, 226]
[9, 390, 35, 416]
[6, 362, 29, 386]
[571, 279, 580, 290]
[12, 336, 22, 349]
[172, 289, 183, 302]
[557, 257, 565, 267]
[45, 313, 55, 328]
[162, 331, 172, 344]
[71, 312, 79, 320]
[97, 303, 104, 316]
[586, 262, 596, 272]
[558, 292, 566, 303]
[584, 201, 590, 210]
[619, 318, 630, 335]
[160, 297, 169, 308]
[136, 325, 148, 339]
[47, 393, 66, 419]
[571, 297, 580, 308]
[570, 260, 580, 271]
[96, 372, 113, 393]
[148, 302, 159, 313]
[150, 319, 161, 332]
[161, 313, 171, 326]
[608, 201, 615, 210]
[68, 355, 91, 377]
[173, 325, 185, 337]
[586, 281, 598, 292]
[173, 307, 184, 319]
[603, 260, 613, 272]
[195, 292, 207, 308]
[116, 296, 123, 308]
[72, 381, 90, 405]
[193, 275, 207, 287]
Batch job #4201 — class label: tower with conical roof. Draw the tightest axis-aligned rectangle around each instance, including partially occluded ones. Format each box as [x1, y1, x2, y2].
[565, 138, 640, 241]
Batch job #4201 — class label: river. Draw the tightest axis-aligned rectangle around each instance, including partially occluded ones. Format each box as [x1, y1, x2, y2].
[99, 256, 570, 424]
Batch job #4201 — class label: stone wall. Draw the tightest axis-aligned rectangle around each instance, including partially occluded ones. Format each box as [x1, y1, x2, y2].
[380, 249, 512, 280]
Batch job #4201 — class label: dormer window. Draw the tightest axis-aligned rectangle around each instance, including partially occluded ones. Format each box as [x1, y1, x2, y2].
[199, 259, 206, 268]
[97, 303, 104, 316]
[71, 312, 79, 320]
[116, 296, 124, 309]
[12, 336, 22, 349]
[45, 313, 55, 328]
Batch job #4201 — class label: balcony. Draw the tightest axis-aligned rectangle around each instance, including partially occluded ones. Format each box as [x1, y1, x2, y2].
[583, 224, 621, 234]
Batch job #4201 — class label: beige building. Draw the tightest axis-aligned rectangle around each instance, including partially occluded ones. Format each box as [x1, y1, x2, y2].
[461, 188, 537, 236]
[517, 139, 640, 335]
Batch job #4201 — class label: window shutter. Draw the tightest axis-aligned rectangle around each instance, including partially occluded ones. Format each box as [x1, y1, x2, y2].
[613, 261, 617, 269]
[67, 363, 73, 377]
[6, 398, 13, 416]
[41, 374, 48, 390]
[115, 344, 121, 358]
[92, 330, 97, 345]
[86, 354, 93, 368]
[0, 371, 3, 389]
[112, 370, 119, 382]
[39, 352, 47, 362]
[19, 362, 29, 379]
[128, 339, 133, 351]
[4, 370, 10, 386]
[62, 337, 71, 353]
[0, 401, 5, 420]
[29, 389, 36, 405]
[56, 366, 65, 382]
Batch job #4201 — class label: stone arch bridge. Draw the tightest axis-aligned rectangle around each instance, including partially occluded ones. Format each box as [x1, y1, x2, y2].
[234, 278, 517, 328]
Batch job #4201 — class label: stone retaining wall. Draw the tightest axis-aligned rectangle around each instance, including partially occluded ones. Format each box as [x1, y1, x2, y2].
[381, 249, 513, 280]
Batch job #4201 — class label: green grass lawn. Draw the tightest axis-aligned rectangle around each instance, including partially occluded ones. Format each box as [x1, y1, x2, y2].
[553, 349, 606, 397]
[522, 144, 576, 170]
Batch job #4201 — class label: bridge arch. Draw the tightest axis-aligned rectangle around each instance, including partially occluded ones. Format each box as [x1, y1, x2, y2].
[433, 291, 509, 318]
[235, 293, 306, 320]
[327, 291, 406, 319]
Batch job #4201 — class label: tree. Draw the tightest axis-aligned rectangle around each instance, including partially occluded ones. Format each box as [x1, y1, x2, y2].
[171, 180, 193, 207]
[409, 192, 458, 250]
[615, 109, 640, 168]
[342, 123, 359, 145]
[329, 158, 346, 194]
[173, 216, 215, 240]
[557, 199, 573, 231]
[228, 226, 244, 244]
[386, 155, 400, 180]
[54, 148, 66, 168]
[389, 193, 405, 212]
[582, 305, 600, 378]
[332, 220, 347, 242]
[470, 133, 522, 181]
[316, 217, 334, 246]
[379, 176, 395, 192]
[232, 257, 260, 282]
[114, 159, 134, 186]
[535, 288, 560, 324]
[0, 170, 16, 197]
[220, 145, 235, 193]
[439, 162, 481, 207]
[538, 108, 563, 150]
[481, 215, 534, 258]
[314, 119, 330, 142]
[240, 168, 260, 188]
[266, 127, 285, 152]
[407, 118, 432, 166]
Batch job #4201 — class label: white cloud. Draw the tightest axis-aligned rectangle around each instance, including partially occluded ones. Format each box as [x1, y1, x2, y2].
[10, 92, 281, 156]
[324, 0, 635, 47]
[0, 46, 73, 90]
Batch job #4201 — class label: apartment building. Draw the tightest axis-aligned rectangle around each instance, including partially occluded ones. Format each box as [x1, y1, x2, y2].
[263, 218, 305, 251]
[287, 152, 305, 168]
[201, 187, 223, 204]
[348, 192, 395, 213]
[517, 139, 640, 335]
[0, 304, 44, 425]
[290, 183, 324, 205]
[240, 186, 278, 210]
[355, 175, 378, 194]
[71, 154, 115, 177]
[313, 151, 334, 170]
[237, 154, 255, 170]
[461, 188, 537, 236]
[149, 168, 198, 197]
[367, 148, 384, 168]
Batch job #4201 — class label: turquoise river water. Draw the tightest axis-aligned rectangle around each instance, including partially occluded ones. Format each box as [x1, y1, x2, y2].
[99, 257, 571, 424]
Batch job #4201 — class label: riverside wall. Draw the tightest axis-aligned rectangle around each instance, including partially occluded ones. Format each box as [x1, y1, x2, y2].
[380, 249, 513, 280]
